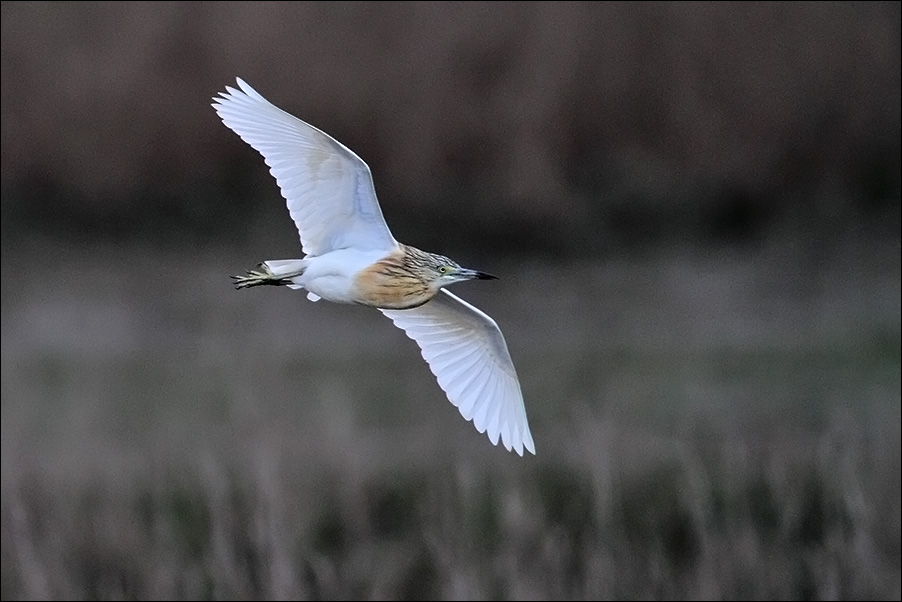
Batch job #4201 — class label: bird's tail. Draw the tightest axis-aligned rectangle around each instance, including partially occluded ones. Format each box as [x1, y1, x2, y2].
[232, 259, 307, 290]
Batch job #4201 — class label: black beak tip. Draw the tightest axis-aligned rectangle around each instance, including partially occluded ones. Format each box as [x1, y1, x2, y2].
[476, 271, 499, 280]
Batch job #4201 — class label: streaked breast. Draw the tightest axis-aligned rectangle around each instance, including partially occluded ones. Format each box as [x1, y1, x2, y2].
[352, 249, 434, 309]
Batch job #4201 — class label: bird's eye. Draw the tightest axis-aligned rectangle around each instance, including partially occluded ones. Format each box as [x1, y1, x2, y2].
[438, 266, 447, 274]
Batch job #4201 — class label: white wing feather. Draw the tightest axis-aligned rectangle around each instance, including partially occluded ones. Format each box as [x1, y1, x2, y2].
[381, 289, 535, 456]
[212, 78, 397, 256]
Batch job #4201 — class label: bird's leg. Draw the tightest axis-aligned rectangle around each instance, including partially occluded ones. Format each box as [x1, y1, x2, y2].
[232, 263, 294, 289]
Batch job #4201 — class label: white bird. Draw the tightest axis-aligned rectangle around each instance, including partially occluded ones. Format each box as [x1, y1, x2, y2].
[213, 78, 535, 456]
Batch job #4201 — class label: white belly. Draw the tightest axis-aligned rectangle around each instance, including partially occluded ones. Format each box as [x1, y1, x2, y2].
[296, 248, 393, 304]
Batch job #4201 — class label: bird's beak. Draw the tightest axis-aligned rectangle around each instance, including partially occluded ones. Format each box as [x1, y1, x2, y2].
[460, 268, 499, 280]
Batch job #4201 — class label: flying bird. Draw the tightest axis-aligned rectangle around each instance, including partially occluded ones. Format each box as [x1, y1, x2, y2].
[213, 78, 535, 456]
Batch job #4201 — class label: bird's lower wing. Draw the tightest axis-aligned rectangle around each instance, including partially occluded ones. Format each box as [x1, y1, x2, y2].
[380, 289, 535, 456]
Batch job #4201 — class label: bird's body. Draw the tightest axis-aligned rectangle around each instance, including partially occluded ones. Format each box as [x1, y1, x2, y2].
[241, 244, 483, 310]
[261, 247, 397, 306]
[214, 78, 535, 455]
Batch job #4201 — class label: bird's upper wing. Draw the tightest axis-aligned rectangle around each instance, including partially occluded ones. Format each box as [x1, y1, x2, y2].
[213, 78, 397, 256]
[380, 289, 535, 456]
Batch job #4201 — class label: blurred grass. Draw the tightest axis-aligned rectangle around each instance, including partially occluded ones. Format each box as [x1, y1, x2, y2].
[1, 235, 900, 600]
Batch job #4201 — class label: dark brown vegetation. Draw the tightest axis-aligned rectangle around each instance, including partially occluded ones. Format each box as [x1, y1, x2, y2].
[1, 2, 899, 253]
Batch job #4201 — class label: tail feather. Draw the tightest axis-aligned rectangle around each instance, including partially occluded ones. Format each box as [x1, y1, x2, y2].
[263, 259, 307, 275]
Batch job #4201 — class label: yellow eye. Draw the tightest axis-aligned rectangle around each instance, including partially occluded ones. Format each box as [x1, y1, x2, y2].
[438, 266, 447, 274]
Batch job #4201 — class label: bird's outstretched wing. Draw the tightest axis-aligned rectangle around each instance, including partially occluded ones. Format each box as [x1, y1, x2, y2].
[380, 289, 535, 456]
[213, 78, 397, 256]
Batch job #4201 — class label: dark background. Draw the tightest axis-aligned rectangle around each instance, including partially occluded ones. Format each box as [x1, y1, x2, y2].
[2, 3, 899, 600]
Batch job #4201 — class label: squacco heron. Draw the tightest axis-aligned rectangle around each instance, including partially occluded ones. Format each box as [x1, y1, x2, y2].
[213, 79, 535, 456]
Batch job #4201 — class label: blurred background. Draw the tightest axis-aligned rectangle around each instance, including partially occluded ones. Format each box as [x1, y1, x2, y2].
[1, 2, 899, 600]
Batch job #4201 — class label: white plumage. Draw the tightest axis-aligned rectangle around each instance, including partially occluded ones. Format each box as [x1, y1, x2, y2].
[213, 78, 535, 456]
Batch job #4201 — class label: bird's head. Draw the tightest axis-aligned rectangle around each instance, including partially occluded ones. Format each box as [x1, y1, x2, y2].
[421, 253, 498, 290]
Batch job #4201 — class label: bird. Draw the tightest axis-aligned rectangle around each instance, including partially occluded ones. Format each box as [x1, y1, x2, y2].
[213, 78, 535, 456]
